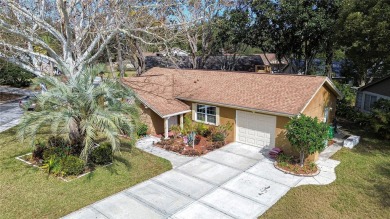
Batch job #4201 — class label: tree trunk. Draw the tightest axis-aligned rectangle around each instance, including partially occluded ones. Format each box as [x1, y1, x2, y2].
[325, 41, 334, 79]
[300, 151, 305, 167]
[106, 47, 115, 78]
[116, 35, 124, 78]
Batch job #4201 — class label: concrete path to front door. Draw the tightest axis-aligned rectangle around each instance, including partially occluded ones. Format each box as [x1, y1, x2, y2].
[63, 141, 341, 219]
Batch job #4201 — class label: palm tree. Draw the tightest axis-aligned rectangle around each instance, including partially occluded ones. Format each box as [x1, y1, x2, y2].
[17, 65, 138, 161]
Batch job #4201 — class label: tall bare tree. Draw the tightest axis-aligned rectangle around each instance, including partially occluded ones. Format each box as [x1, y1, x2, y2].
[0, 0, 182, 78]
[173, 0, 228, 69]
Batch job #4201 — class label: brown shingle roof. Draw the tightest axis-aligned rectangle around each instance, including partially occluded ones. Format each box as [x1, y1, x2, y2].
[123, 67, 336, 117]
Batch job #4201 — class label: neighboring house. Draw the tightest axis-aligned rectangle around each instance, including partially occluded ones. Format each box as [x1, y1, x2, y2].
[356, 75, 390, 112]
[156, 48, 189, 57]
[257, 53, 288, 73]
[123, 67, 342, 155]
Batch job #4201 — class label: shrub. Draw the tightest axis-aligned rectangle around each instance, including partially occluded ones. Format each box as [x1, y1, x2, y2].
[136, 123, 148, 137]
[182, 114, 196, 135]
[285, 114, 328, 166]
[196, 123, 209, 136]
[212, 132, 225, 142]
[61, 155, 85, 176]
[43, 136, 71, 159]
[32, 142, 46, 161]
[41, 155, 62, 175]
[0, 60, 35, 87]
[276, 153, 292, 163]
[371, 99, 390, 139]
[209, 122, 233, 142]
[212, 141, 225, 148]
[170, 125, 181, 139]
[90, 142, 113, 165]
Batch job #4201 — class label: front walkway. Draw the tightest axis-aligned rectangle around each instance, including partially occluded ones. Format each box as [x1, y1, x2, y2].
[64, 140, 341, 219]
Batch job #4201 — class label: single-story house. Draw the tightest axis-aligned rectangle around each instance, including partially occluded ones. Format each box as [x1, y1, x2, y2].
[356, 75, 390, 112]
[123, 67, 342, 155]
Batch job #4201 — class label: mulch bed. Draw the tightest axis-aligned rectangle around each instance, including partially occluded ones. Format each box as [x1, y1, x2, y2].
[154, 135, 226, 156]
[0, 92, 23, 103]
[274, 160, 319, 176]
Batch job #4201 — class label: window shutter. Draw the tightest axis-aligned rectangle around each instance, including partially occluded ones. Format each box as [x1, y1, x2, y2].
[192, 103, 196, 120]
[216, 107, 220, 126]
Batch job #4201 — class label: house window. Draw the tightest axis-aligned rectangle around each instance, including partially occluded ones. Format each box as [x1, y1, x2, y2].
[196, 104, 216, 124]
[363, 94, 378, 111]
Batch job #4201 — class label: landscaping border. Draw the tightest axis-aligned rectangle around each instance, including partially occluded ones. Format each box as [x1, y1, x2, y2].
[15, 152, 112, 182]
[273, 161, 321, 177]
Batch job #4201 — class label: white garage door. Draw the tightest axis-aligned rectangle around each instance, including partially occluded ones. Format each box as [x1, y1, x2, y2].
[236, 110, 276, 148]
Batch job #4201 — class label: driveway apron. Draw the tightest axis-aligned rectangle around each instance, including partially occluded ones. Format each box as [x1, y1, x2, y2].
[64, 142, 341, 219]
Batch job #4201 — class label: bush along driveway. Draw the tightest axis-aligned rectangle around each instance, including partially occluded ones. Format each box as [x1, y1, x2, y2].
[260, 121, 390, 219]
[64, 140, 341, 219]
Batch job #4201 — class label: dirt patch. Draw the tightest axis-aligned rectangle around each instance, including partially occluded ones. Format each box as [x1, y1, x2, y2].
[0, 92, 23, 103]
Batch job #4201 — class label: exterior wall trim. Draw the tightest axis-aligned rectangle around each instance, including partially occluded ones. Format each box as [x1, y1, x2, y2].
[176, 97, 295, 118]
[162, 110, 191, 119]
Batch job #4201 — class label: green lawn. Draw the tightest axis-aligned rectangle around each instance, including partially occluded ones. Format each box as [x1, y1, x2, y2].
[261, 120, 390, 219]
[0, 127, 172, 219]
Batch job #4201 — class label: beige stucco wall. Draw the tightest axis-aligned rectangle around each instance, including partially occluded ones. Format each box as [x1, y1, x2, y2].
[275, 116, 292, 153]
[183, 101, 236, 143]
[139, 104, 164, 135]
[302, 85, 337, 124]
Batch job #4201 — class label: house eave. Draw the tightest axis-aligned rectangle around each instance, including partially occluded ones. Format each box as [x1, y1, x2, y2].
[176, 97, 296, 118]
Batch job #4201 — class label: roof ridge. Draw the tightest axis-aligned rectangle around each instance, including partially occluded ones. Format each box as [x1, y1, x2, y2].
[150, 67, 326, 78]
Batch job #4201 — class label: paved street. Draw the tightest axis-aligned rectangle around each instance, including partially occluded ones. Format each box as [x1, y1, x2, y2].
[64, 141, 341, 219]
[0, 86, 36, 132]
[0, 101, 23, 132]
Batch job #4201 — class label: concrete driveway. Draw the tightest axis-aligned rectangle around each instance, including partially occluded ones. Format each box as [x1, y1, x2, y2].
[64, 142, 340, 219]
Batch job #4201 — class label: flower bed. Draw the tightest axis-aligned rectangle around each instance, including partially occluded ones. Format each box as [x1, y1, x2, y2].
[274, 153, 320, 176]
[154, 135, 226, 156]
[16, 153, 110, 182]
[274, 161, 320, 176]
[15, 137, 114, 182]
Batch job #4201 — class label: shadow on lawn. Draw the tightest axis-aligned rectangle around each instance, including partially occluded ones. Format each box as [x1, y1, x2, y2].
[103, 155, 132, 176]
[339, 119, 390, 155]
[373, 163, 390, 207]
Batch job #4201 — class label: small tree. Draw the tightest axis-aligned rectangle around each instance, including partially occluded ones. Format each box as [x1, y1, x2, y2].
[285, 114, 328, 166]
